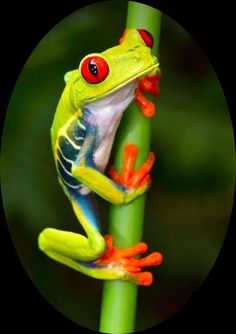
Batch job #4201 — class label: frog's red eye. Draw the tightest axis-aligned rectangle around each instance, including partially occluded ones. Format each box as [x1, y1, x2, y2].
[138, 29, 154, 49]
[81, 56, 109, 84]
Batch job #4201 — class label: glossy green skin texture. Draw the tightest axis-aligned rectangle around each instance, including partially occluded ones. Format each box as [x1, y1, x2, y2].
[38, 29, 158, 282]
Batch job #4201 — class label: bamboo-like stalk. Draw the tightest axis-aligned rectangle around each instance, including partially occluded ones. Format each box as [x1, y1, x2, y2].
[99, 2, 161, 333]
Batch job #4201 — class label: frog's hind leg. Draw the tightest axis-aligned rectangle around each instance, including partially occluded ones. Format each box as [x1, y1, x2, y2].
[38, 191, 106, 267]
[39, 191, 162, 286]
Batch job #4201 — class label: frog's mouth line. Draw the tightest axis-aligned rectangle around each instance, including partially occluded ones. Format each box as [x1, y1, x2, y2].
[86, 63, 159, 103]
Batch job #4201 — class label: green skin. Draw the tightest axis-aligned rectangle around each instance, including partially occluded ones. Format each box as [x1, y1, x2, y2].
[38, 29, 159, 283]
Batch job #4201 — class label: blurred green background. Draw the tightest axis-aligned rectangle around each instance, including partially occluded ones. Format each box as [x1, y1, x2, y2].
[1, 1, 235, 332]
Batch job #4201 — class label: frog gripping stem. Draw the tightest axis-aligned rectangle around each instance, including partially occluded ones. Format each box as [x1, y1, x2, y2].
[135, 74, 161, 117]
[107, 145, 161, 285]
[96, 235, 163, 286]
[108, 144, 155, 189]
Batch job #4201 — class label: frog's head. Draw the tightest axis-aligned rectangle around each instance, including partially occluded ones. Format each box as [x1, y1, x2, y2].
[70, 29, 159, 107]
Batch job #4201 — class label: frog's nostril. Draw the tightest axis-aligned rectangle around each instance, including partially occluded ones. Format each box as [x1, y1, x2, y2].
[134, 54, 140, 61]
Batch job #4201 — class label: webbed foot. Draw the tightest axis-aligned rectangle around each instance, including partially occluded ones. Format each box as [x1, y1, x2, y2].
[135, 74, 160, 117]
[108, 144, 155, 192]
[95, 235, 162, 286]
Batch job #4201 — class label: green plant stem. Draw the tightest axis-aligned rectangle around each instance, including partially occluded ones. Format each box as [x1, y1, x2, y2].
[99, 2, 161, 333]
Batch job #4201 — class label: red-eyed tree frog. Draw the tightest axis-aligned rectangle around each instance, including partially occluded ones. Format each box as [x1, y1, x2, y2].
[38, 29, 162, 286]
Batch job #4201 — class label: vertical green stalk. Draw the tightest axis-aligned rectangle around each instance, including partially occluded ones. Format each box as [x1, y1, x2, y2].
[99, 2, 161, 333]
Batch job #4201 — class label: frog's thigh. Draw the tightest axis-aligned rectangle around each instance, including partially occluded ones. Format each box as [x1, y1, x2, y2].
[39, 193, 106, 262]
[39, 228, 103, 261]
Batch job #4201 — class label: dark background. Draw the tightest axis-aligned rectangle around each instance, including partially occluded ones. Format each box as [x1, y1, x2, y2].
[1, 1, 235, 333]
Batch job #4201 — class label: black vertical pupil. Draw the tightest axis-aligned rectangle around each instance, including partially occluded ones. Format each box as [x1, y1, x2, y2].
[89, 62, 98, 76]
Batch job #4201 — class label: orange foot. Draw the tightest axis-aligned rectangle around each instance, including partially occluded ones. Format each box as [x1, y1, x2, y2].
[108, 144, 155, 189]
[135, 74, 161, 118]
[95, 235, 163, 286]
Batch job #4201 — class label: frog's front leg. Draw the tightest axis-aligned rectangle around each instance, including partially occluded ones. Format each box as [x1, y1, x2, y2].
[71, 140, 154, 206]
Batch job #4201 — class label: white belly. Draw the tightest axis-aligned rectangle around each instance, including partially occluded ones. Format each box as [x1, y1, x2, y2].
[85, 80, 138, 172]
[94, 121, 120, 172]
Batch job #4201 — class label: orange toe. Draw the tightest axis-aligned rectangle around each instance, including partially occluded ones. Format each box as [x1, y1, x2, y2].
[95, 235, 162, 286]
[139, 174, 151, 188]
[108, 166, 120, 183]
[118, 242, 148, 258]
[139, 75, 160, 97]
[137, 252, 163, 267]
[130, 152, 155, 188]
[108, 144, 155, 189]
[135, 90, 156, 117]
[104, 235, 114, 252]
[135, 74, 161, 117]
[131, 272, 153, 286]
[120, 144, 138, 185]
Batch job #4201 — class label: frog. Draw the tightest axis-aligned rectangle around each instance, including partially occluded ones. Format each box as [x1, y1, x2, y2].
[38, 28, 162, 286]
